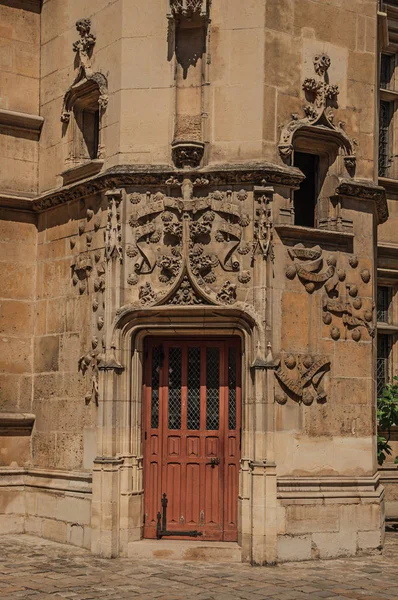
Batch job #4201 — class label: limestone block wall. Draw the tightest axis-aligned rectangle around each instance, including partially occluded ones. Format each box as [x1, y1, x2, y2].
[0, 211, 37, 466]
[33, 201, 101, 472]
[0, 0, 40, 195]
[272, 191, 382, 556]
[39, 0, 124, 192]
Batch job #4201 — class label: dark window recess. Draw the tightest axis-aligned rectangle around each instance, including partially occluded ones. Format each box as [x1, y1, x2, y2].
[293, 152, 319, 228]
[379, 101, 392, 178]
[380, 54, 394, 90]
[82, 109, 100, 160]
[377, 286, 391, 323]
[377, 334, 391, 397]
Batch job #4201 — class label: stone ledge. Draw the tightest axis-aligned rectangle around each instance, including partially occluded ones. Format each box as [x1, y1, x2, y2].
[0, 413, 35, 436]
[32, 162, 304, 212]
[0, 192, 35, 211]
[61, 160, 104, 186]
[0, 467, 92, 494]
[0, 109, 43, 139]
[277, 474, 383, 501]
[275, 223, 354, 252]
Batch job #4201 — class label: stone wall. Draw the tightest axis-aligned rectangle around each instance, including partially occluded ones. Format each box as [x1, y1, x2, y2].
[0, 0, 40, 195]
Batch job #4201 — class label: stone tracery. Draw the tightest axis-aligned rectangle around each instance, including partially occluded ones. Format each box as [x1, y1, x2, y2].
[125, 183, 262, 307]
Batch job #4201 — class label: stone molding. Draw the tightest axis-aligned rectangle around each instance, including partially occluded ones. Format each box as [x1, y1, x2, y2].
[0, 109, 44, 139]
[336, 178, 388, 224]
[275, 224, 354, 252]
[61, 159, 104, 186]
[0, 413, 35, 436]
[0, 467, 92, 494]
[277, 474, 383, 502]
[30, 163, 303, 213]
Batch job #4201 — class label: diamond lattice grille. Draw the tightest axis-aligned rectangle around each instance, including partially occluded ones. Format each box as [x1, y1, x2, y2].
[228, 347, 237, 430]
[206, 347, 220, 430]
[187, 347, 201, 430]
[168, 347, 182, 429]
[151, 345, 162, 429]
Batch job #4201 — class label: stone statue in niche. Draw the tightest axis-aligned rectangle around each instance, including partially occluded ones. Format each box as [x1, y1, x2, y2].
[278, 53, 355, 169]
[275, 353, 330, 406]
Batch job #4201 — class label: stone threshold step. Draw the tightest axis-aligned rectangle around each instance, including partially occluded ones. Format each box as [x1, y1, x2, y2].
[128, 539, 241, 562]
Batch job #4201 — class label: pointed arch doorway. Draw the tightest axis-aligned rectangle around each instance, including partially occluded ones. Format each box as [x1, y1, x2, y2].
[143, 336, 241, 542]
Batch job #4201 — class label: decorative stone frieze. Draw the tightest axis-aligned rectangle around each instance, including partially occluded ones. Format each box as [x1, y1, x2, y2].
[31, 164, 304, 212]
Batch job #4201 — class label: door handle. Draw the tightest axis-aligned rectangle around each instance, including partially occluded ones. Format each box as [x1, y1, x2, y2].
[207, 457, 220, 468]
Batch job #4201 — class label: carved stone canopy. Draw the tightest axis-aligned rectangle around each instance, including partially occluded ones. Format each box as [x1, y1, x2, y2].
[278, 53, 355, 166]
[169, 0, 210, 20]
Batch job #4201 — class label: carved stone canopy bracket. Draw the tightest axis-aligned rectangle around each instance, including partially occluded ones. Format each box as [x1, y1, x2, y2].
[278, 53, 355, 165]
[169, 0, 210, 21]
[172, 140, 205, 169]
[275, 353, 330, 406]
[61, 18, 108, 123]
[336, 179, 388, 225]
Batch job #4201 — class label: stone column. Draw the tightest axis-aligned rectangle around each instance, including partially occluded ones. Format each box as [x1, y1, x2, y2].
[91, 188, 125, 558]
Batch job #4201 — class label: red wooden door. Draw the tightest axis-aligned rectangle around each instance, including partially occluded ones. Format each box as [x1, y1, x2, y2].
[143, 338, 241, 541]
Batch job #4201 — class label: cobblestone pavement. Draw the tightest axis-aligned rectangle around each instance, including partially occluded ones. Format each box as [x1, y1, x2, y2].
[0, 533, 398, 600]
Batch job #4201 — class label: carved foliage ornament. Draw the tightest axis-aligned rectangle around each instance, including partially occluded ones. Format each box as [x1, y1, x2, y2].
[169, 0, 210, 19]
[278, 53, 355, 164]
[275, 353, 330, 405]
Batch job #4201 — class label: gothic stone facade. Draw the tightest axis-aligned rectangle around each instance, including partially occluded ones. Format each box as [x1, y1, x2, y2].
[0, 0, 391, 563]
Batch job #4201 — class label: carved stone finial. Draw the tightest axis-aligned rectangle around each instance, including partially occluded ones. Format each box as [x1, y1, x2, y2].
[278, 52, 354, 162]
[314, 53, 331, 76]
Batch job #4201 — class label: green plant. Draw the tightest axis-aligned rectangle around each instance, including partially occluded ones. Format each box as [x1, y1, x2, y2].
[377, 376, 398, 466]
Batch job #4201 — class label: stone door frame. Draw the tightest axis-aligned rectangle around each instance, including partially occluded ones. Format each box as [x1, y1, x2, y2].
[91, 306, 278, 564]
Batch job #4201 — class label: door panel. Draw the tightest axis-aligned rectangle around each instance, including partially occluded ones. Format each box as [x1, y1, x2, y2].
[143, 338, 241, 541]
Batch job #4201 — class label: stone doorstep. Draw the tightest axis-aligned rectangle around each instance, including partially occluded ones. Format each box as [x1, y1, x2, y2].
[127, 539, 241, 563]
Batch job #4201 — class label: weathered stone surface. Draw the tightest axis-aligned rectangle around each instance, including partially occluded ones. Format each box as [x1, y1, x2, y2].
[0, 0, 393, 565]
